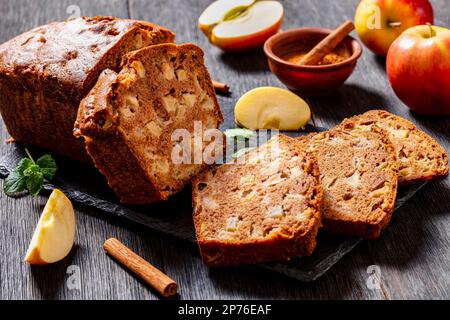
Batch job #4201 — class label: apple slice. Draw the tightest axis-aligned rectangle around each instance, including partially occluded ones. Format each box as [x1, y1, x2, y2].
[24, 189, 76, 265]
[199, 0, 256, 36]
[199, 0, 284, 52]
[235, 87, 311, 130]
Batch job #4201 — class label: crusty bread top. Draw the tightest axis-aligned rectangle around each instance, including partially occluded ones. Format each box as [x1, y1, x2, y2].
[74, 69, 118, 138]
[0, 16, 174, 100]
[76, 43, 223, 200]
[341, 110, 449, 184]
[193, 134, 322, 244]
[299, 123, 398, 230]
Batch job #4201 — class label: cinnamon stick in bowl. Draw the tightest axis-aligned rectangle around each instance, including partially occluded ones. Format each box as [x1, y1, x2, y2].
[264, 26, 363, 96]
[299, 20, 355, 66]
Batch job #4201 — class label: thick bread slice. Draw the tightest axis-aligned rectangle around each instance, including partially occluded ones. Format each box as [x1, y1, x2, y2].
[299, 123, 398, 239]
[192, 135, 323, 267]
[340, 110, 449, 185]
[75, 43, 223, 204]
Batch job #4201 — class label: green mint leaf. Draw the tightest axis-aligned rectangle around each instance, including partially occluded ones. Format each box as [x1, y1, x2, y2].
[3, 150, 56, 198]
[36, 154, 57, 180]
[224, 128, 255, 140]
[25, 169, 44, 196]
[3, 158, 33, 196]
[23, 164, 44, 196]
[16, 158, 34, 175]
[3, 171, 27, 195]
[23, 164, 41, 178]
[232, 147, 256, 159]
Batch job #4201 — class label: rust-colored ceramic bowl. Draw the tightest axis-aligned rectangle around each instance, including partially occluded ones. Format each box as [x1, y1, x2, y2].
[264, 28, 363, 96]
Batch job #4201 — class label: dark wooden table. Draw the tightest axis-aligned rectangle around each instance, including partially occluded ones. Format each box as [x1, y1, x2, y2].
[1, 0, 449, 300]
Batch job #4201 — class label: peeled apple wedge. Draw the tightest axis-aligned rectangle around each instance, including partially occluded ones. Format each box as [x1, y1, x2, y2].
[235, 87, 311, 130]
[24, 189, 76, 265]
[198, 0, 284, 51]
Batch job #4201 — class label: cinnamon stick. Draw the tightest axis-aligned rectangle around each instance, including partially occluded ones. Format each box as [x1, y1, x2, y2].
[299, 20, 355, 66]
[103, 238, 177, 298]
[212, 80, 230, 94]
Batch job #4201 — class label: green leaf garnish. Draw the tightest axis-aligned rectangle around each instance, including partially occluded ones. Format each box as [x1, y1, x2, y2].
[3, 149, 57, 197]
[232, 147, 256, 159]
[3, 171, 27, 196]
[16, 158, 34, 175]
[25, 169, 44, 196]
[36, 154, 57, 180]
[224, 128, 255, 141]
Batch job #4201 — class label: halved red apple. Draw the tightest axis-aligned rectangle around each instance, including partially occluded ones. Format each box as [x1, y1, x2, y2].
[199, 0, 284, 52]
[199, 0, 256, 36]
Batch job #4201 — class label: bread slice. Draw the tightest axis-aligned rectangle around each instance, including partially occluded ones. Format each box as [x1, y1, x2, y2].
[299, 122, 398, 239]
[192, 134, 323, 267]
[75, 43, 223, 204]
[0, 16, 174, 162]
[340, 110, 449, 185]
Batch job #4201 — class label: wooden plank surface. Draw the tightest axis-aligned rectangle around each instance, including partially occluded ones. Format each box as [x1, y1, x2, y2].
[0, 0, 449, 300]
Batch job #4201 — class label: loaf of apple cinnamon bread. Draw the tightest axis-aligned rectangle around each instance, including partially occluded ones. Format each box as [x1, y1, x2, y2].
[75, 43, 223, 204]
[0, 16, 174, 161]
[192, 135, 322, 267]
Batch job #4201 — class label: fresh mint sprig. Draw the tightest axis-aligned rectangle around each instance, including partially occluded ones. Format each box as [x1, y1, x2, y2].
[232, 147, 256, 158]
[224, 128, 255, 141]
[225, 128, 256, 158]
[4, 149, 57, 196]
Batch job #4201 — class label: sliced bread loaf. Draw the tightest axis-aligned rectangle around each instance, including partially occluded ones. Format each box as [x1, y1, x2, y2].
[75, 43, 223, 204]
[299, 123, 398, 239]
[340, 110, 448, 185]
[0, 17, 174, 161]
[192, 135, 323, 267]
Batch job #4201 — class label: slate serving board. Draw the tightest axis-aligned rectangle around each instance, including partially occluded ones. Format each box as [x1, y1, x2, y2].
[0, 128, 426, 281]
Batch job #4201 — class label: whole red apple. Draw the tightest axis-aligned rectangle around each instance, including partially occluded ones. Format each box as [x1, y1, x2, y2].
[387, 25, 450, 115]
[355, 0, 434, 56]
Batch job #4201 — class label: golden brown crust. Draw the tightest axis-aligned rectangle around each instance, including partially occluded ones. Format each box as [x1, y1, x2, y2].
[299, 122, 398, 239]
[341, 110, 449, 185]
[74, 69, 118, 138]
[0, 16, 174, 161]
[192, 135, 323, 267]
[77, 43, 223, 204]
[0, 16, 174, 98]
